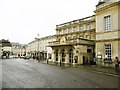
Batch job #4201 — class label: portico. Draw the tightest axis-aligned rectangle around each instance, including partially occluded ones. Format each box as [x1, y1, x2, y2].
[49, 38, 95, 65]
[47, 15, 96, 65]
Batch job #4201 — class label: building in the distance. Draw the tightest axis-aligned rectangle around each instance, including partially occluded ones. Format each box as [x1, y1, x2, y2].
[0, 44, 2, 58]
[0, 39, 12, 59]
[26, 35, 56, 61]
[11, 42, 27, 58]
[48, 15, 96, 65]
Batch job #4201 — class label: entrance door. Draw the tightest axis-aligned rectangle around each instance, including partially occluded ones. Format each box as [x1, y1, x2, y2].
[62, 49, 65, 62]
[83, 56, 88, 65]
[56, 50, 58, 61]
[83, 56, 85, 65]
[69, 49, 73, 64]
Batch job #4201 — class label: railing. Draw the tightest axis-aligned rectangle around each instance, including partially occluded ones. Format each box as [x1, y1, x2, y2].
[56, 16, 95, 29]
[48, 38, 95, 46]
[56, 27, 95, 35]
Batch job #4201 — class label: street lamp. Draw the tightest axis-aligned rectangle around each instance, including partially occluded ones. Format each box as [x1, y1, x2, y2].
[35, 34, 40, 62]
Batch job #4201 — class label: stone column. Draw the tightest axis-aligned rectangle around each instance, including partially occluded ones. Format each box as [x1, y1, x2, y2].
[58, 49, 61, 63]
[73, 49, 76, 64]
[52, 49, 56, 62]
[65, 49, 69, 64]
[78, 54, 83, 64]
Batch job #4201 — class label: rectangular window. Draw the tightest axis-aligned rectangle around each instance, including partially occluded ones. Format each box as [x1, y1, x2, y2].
[73, 27, 77, 32]
[87, 49, 92, 53]
[63, 29, 66, 34]
[86, 24, 91, 30]
[59, 30, 62, 34]
[68, 28, 71, 33]
[68, 37, 71, 41]
[104, 44, 111, 59]
[86, 35, 90, 40]
[61, 30, 64, 34]
[104, 15, 111, 31]
[57, 31, 60, 35]
[79, 26, 83, 31]
[66, 28, 68, 34]
[73, 36, 77, 42]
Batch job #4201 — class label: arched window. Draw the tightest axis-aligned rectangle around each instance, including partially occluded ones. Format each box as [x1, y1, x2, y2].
[69, 49, 73, 63]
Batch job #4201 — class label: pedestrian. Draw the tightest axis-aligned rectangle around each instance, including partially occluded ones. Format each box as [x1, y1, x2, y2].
[114, 56, 120, 72]
[93, 57, 96, 65]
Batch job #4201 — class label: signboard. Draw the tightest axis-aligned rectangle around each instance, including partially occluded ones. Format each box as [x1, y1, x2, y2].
[97, 55, 102, 59]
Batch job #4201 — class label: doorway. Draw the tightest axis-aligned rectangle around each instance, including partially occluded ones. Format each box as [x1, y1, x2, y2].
[69, 49, 73, 64]
[62, 49, 65, 62]
[56, 49, 58, 61]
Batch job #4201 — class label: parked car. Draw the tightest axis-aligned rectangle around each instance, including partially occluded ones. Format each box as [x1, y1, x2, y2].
[24, 56, 30, 59]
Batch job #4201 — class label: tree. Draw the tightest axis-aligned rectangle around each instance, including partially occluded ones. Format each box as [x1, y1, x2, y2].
[0, 39, 11, 47]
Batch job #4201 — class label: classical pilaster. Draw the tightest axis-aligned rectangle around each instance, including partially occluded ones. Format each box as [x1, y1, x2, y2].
[52, 49, 56, 62]
[65, 49, 69, 63]
[58, 49, 61, 62]
[78, 54, 83, 64]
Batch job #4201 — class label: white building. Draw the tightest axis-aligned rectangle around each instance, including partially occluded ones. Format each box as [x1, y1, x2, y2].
[0, 39, 12, 59]
[11, 42, 27, 58]
[26, 35, 56, 61]
[0, 44, 2, 58]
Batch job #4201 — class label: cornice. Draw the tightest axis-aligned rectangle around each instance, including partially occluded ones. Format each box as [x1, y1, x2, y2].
[96, 38, 120, 42]
[96, 29, 120, 35]
[94, 1, 120, 13]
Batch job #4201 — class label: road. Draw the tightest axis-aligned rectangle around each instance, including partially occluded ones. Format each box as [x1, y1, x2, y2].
[1, 58, 119, 88]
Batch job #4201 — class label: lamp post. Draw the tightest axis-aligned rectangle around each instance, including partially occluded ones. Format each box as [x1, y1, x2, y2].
[35, 34, 40, 62]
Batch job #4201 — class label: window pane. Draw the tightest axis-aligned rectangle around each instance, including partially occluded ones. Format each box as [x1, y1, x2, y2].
[86, 35, 90, 40]
[104, 44, 111, 59]
[104, 15, 111, 31]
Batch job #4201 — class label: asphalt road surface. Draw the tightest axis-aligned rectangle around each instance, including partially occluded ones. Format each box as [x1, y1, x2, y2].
[1, 59, 119, 88]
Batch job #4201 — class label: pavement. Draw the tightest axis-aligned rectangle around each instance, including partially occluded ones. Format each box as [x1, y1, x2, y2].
[76, 65, 120, 77]
[37, 60, 120, 77]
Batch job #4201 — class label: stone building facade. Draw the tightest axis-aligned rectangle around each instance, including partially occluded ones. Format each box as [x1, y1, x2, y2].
[0, 39, 12, 59]
[26, 35, 56, 61]
[95, 0, 120, 64]
[48, 0, 120, 66]
[48, 15, 96, 65]
[11, 43, 27, 58]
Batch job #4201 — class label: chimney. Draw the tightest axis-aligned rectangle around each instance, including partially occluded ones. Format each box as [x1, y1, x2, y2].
[96, 0, 105, 6]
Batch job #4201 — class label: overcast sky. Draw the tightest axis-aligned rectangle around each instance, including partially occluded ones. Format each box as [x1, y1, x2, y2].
[0, 0, 98, 44]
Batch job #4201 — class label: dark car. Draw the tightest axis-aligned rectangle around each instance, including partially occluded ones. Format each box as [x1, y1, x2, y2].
[24, 56, 30, 59]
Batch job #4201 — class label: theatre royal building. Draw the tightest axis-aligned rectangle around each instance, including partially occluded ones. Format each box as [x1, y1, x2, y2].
[47, 0, 120, 66]
[48, 15, 96, 65]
